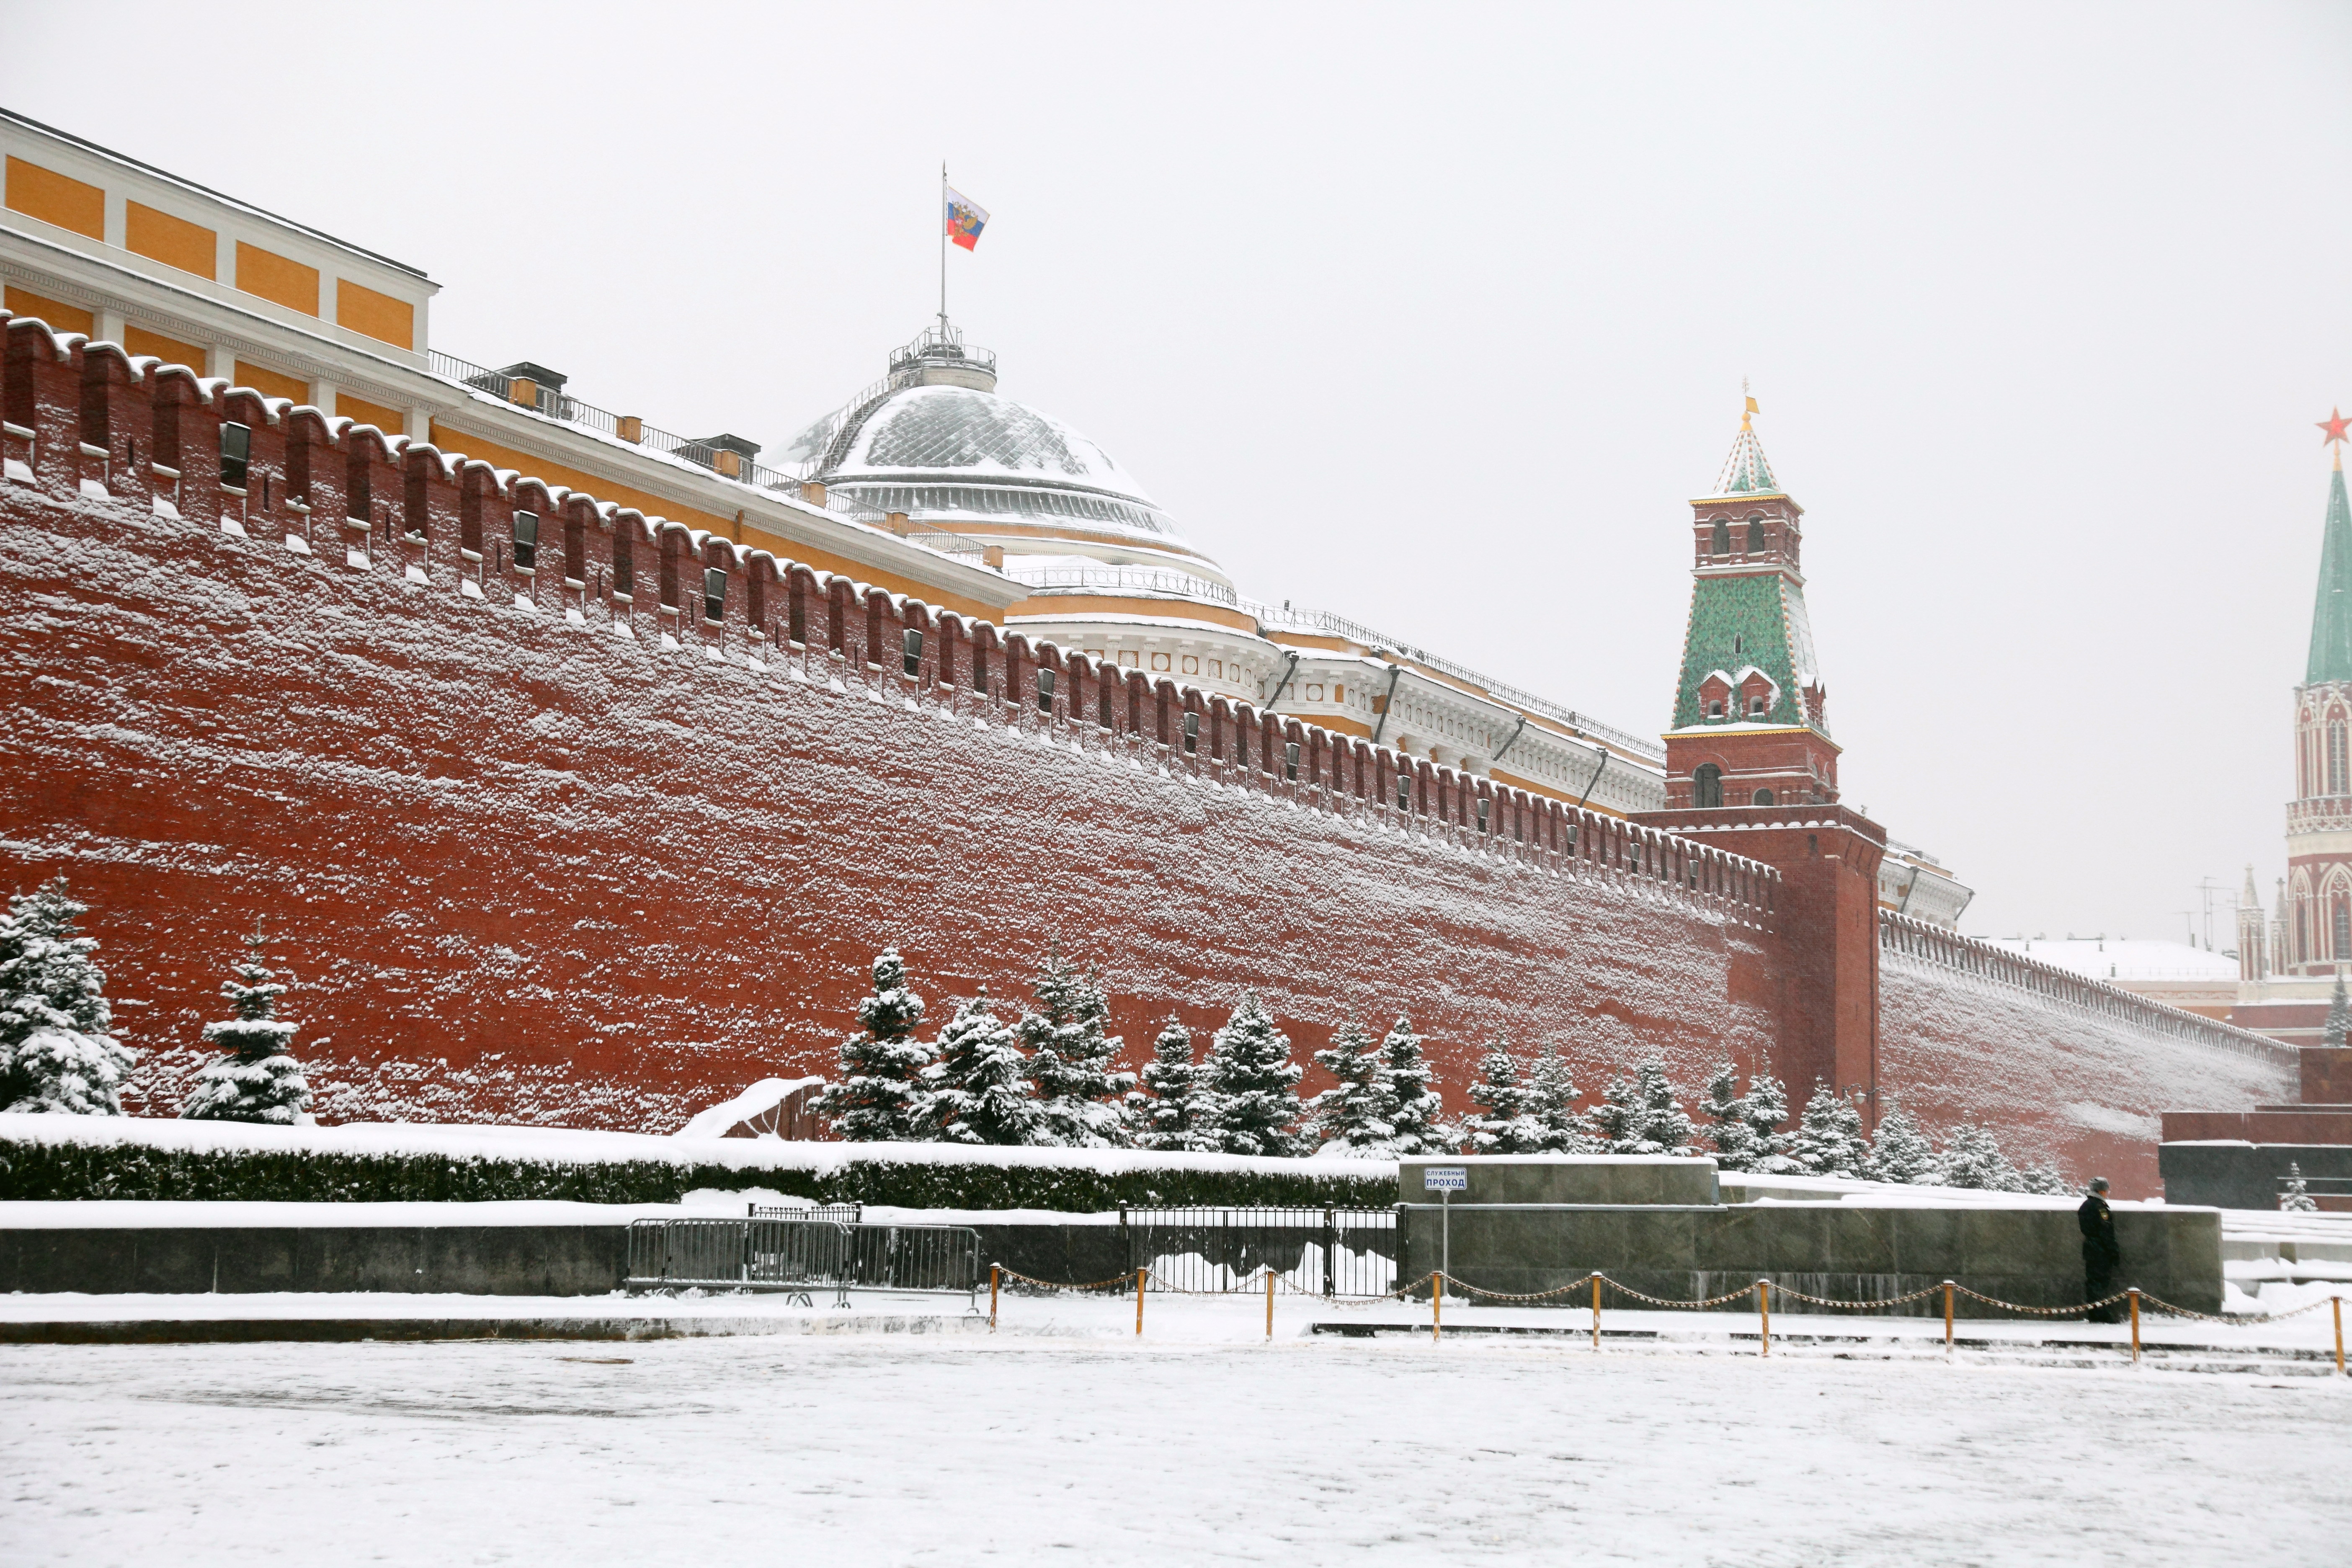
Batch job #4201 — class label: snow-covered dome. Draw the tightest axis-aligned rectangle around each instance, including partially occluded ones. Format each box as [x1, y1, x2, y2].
[785, 325, 1191, 549]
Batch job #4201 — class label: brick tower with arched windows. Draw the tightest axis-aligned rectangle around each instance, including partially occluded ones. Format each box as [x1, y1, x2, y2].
[2231, 418, 2352, 1044]
[1656, 401, 1840, 810]
[2282, 436, 2352, 974]
[1636, 400, 1887, 1118]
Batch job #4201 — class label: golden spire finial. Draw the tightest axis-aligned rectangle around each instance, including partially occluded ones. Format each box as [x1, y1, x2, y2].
[1741, 377, 1758, 431]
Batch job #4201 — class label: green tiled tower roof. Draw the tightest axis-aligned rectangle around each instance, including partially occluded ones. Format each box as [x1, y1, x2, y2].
[1669, 574, 1817, 730]
[2309, 458, 2352, 685]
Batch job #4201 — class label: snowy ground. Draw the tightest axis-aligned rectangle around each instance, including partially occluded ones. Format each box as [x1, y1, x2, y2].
[3, 1294, 2346, 1565]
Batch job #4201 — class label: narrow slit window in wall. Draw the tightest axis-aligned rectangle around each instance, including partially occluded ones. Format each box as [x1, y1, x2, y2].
[219, 422, 250, 488]
[1284, 741, 1300, 782]
[511, 511, 538, 569]
[1477, 798, 1491, 833]
[703, 567, 727, 621]
[1182, 712, 1198, 754]
[1035, 667, 1055, 713]
[903, 627, 923, 677]
[1397, 776, 1412, 810]
[611, 536, 633, 596]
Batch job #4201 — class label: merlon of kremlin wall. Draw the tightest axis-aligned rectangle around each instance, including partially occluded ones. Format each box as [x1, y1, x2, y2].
[0, 319, 2296, 1196]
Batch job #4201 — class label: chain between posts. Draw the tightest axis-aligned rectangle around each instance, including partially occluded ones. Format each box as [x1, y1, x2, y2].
[985, 1261, 2348, 1372]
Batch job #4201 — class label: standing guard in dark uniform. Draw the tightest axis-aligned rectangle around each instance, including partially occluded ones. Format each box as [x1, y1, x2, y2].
[2078, 1177, 2122, 1323]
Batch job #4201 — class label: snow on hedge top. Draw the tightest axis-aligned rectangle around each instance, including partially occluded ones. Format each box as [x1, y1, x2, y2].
[0, 1114, 1397, 1179]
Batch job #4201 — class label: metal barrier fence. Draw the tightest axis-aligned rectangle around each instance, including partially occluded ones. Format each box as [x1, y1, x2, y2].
[1123, 1206, 1398, 1298]
[627, 1216, 852, 1305]
[626, 1216, 984, 1307]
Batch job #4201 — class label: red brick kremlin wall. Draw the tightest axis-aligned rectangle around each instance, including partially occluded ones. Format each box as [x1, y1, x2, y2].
[0, 321, 2293, 1194]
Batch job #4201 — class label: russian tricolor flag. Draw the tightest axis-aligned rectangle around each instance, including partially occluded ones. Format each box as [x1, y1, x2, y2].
[946, 188, 989, 251]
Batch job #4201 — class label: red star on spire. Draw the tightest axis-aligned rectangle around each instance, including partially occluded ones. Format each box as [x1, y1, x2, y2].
[2321, 407, 2352, 446]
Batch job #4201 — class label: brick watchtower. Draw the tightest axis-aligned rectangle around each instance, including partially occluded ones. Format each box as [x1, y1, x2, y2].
[1635, 398, 1887, 1119]
[2282, 420, 2352, 974]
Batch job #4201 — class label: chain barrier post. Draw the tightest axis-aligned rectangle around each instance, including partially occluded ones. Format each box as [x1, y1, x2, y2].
[1266, 1267, 1275, 1341]
[2128, 1289, 2141, 1364]
[989, 1264, 1000, 1332]
[1433, 1274, 1442, 1343]
[1943, 1280, 1955, 1359]
[2335, 1296, 2344, 1376]
[1591, 1275, 1602, 1352]
[1136, 1267, 1146, 1337]
[1757, 1279, 1770, 1358]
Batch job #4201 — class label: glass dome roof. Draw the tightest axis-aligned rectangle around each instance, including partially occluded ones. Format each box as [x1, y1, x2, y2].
[807, 383, 1181, 541]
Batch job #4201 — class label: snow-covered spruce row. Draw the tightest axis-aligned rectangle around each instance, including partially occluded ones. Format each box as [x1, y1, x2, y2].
[0, 891, 2075, 1198]
[815, 946, 2082, 1192]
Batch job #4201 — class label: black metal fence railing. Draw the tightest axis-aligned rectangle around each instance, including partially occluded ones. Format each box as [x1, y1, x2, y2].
[625, 1215, 984, 1306]
[1123, 1205, 1399, 1299]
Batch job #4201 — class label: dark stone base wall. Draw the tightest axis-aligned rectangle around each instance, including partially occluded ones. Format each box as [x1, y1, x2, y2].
[0, 1224, 630, 1296]
[2159, 1142, 2352, 1212]
[1398, 1202, 2224, 1317]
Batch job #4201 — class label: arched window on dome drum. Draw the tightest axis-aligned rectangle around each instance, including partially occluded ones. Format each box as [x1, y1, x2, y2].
[2330, 721, 2347, 795]
[1711, 520, 1730, 556]
[1694, 764, 1723, 808]
[1752, 787, 1775, 806]
[1748, 518, 1767, 553]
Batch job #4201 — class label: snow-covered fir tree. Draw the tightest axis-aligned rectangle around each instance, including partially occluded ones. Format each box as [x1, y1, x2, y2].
[181, 930, 309, 1124]
[1019, 947, 1134, 1148]
[2018, 1161, 2074, 1196]
[1934, 1123, 2026, 1191]
[1136, 1016, 1215, 1152]
[813, 948, 935, 1141]
[926, 989, 1044, 1146]
[2327, 975, 2350, 1049]
[0, 878, 134, 1116]
[1523, 1045, 1596, 1153]
[1588, 1056, 1698, 1155]
[1377, 1014, 1450, 1156]
[2281, 1162, 2319, 1213]
[1304, 1019, 1390, 1154]
[1786, 1081, 1870, 1177]
[1461, 1039, 1545, 1154]
[1198, 992, 1302, 1156]
[1699, 1063, 1795, 1173]
[1860, 1099, 1939, 1184]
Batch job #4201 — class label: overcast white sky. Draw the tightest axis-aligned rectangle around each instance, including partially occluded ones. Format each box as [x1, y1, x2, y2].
[9, 3, 2351, 945]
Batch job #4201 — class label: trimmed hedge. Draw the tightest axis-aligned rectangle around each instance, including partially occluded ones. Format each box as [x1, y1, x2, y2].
[0, 1139, 1397, 1212]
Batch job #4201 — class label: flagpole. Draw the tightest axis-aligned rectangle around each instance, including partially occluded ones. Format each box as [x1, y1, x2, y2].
[939, 161, 948, 335]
